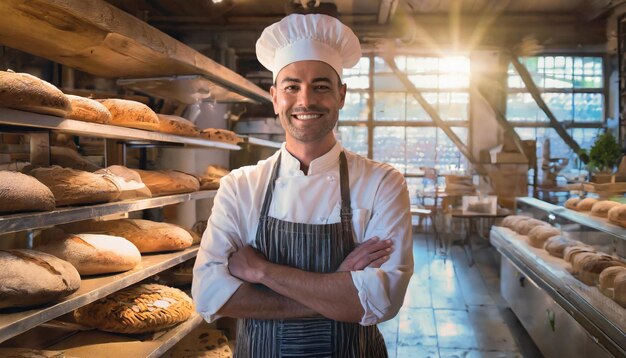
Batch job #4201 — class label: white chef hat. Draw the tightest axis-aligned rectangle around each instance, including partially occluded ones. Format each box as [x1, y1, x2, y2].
[256, 14, 361, 81]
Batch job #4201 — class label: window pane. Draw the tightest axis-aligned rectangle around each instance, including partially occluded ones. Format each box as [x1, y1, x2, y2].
[374, 56, 390, 73]
[373, 73, 405, 91]
[409, 74, 438, 88]
[374, 92, 405, 121]
[373, 127, 407, 172]
[343, 57, 369, 89]
[340, 92, 369, 121]
[338, 126, 368, 157]
[406, 127, 437, 173]
[507, 93, 545, 122]
[436, 127, 468, 173]
[406, 93, 437, 121]
[542, 93, 573, 121]
[574, 93, 603, 122]
[438, 92, 468, 121]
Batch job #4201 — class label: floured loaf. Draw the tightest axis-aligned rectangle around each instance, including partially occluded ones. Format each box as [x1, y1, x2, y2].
[199, 128, 243, 144]
[95, 165, 152, 200]
[0, 249, 80, 309]
[527, 225, 560, 248]
[35, 229, 141, 275]
[590, 200, 621, 218]
[0, 171, 55, 214]
[0, 70, 70, 117]
[157, 114, 199, 137]
[74, 283, 193, 334]
[132, 169, 200, 196]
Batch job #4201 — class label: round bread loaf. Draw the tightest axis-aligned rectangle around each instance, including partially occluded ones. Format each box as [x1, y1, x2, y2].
[508, 216, 533, 233]
[544, 235, 585, 258]
[576, 197, 598, 212]
[0, 171, 55, 214]
[576, 254, 625, 286]
[608, 204, 626, 228]
[156, 114, 199, 137]
[199, 128, 243, 144]
[0, 70, 71, 117]
[66, 95, 112, 124]
[599, 266, 626, 290]
[97, 99, 160, 131]
[564, 245, 596, 263]
[74, 283, 193, 334]
[34, 230, 141, 275]
[614, 271, 626, 307]
[0, 249, 80, 309]
[527, 225, 561, 248]
[60, 219, 193, 253]
[516, 219, 550, 235]
[501, 215, 527, 229]
[27, 166, 120, 206]
[590, 200, 621, 218]
[197, 165, 230, 191]
[132, 169, 200, 197]
[564, 197, 581, 210]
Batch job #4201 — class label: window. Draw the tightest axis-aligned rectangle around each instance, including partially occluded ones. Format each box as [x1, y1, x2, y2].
[507, 55, 605, 177]
[338, 55, 470, 181]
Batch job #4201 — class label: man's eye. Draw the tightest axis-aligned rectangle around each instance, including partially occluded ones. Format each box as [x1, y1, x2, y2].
[283, 85, 298, 92]
[315, 85, 331, 92]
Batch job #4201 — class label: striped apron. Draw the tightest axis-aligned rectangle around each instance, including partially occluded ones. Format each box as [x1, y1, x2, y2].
[235, 151, 388, 358]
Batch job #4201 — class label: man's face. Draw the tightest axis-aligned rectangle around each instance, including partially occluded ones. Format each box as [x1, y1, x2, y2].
[270, 61, 346, 144]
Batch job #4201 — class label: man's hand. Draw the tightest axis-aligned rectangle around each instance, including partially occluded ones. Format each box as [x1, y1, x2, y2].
[337, 237, 393, 272]
[228, 245, 269, 284]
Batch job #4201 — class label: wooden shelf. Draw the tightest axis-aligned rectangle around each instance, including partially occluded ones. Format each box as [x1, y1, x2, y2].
[0, 246, 199, 343]
[241, 135, 282, 149]
[0, 190, 216, 235]
[0, 108, 242, 150]
[0, 0, 270, 104]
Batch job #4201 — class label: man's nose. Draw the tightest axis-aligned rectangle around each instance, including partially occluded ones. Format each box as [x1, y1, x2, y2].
[297, 86, 316, 108]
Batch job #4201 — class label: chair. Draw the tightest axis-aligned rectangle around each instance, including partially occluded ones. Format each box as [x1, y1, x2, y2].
[415, 167, 441, 251]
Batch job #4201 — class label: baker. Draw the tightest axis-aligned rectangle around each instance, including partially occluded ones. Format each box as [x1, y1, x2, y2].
[192, 13, 413, 357]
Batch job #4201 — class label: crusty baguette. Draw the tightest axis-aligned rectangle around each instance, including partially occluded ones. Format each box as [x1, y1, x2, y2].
[0, 70, 70, 117]
[132, 169, 200, 196]
[156, 114, 199, 137]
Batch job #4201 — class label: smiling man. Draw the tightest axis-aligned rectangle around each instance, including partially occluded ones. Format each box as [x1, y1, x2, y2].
[192, 13, 413, 358]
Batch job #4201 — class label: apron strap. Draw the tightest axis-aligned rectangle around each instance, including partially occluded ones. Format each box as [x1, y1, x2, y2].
[339, 151, 354, 239]
[259, 152, 282, 219]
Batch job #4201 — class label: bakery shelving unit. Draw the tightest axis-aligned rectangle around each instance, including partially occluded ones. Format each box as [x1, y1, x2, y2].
[0, 0, 273, 355]
[490, 197, 626, 358]
[0, 246, 198, 343]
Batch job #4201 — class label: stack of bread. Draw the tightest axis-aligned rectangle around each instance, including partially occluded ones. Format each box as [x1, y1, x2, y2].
[563, 196, 626, 229]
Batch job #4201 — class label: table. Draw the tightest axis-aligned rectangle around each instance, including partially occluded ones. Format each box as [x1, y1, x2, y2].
[448, 209, 511, 266]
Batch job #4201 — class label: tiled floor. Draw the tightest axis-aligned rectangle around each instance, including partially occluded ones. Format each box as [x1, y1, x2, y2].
[379, 229, 543, 358]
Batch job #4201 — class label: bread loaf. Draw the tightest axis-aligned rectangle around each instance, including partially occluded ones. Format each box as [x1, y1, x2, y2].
[576, 253, 625, 286]
[95, 165, 152, 200]
[608, 204, 626, 227]
[66, 95, 112, 124]
[197, 165, 230, 190]
[527, 225, 561, 248]
[0, 70, 70, 117]
[0, 249, 80, 309]
[564, 197, 580, 210]
[0, 171, 55, 214]
[199, 128, 243, 144]
[590, 200, 621, 218]
[132, 169, 200, 196]
[614, 271, 626, 307]
[564, 245, 596, 263]
[516, 219, 550, 235]
[0, 348, 71, 358]
[163, 325, 232, 358]
[27, 166, 120, 206]
[60, 219, 193, 253]
[51, 146, 101, 172]
[500, 215, 530, 230]
[544, 236, 585, 258]
[599, 266, 626, 290]
[576, 197, 598, 211]
[97, 99, 160, 131]
[156, 114, 199, 137]
[74, 283, 193, 334]
[34, 230, 141, 275]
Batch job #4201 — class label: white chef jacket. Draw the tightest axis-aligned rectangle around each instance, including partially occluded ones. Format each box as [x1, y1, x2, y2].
[192, 142, 413, 326]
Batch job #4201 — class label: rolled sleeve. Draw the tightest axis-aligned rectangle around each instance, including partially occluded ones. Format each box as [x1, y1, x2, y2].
[351, 169, 414, 325]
